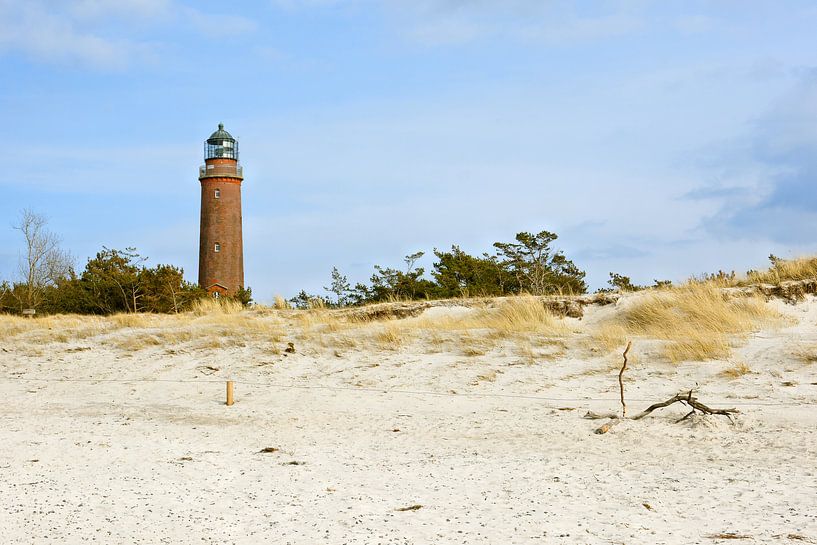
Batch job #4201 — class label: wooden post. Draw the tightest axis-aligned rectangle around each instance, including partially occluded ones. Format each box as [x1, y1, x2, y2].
[226, 381, 234, 406]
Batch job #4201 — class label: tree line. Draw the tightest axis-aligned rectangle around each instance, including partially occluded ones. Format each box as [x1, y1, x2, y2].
[0, 209, 250, 316]
[290, 230, 589, 308]
[4, 209, 659, 315]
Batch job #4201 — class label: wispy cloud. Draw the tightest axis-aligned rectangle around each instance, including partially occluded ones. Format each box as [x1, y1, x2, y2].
[0, 1, 142, 69]
[0, 0, 256, 69]
[696, 68, 817, 244]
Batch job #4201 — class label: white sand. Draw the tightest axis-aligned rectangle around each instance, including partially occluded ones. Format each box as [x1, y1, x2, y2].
[1, 297, 816, 544]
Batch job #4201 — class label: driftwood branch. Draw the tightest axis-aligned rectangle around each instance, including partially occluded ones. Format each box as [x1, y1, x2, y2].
[590, 389, 739, 433]
[619, 341, 631, 417]
[631, 389, 739, 422]
[630, 391, 693, 420]
[586, 341, 739, 434]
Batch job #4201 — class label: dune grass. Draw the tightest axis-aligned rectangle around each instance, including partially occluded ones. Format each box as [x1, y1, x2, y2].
[410, 296, 573, 337]
[0, 313, 115, 343]
[1, 297, 287, 353]
[365, 296, 575, 356]
[698, 256, 817, 288]
[0, 295, 578, 359]
[278, 295, 573, 355]
[592, 282, 782, 362]
[0, 267, 795, 363]
[475, 296, 573, 337]
[745, 256, 817, 285]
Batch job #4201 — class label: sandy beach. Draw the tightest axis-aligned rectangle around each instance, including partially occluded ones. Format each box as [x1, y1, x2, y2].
[1, 295, 816, 544]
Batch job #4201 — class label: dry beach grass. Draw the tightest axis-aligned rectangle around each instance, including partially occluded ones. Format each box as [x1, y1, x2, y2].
[0, 281, 791, 363]
[590, 282, 783, 361]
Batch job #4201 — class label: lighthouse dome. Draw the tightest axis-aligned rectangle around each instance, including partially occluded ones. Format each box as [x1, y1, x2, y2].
[207, 123, 236, 143]
[204, 123, 239, 160]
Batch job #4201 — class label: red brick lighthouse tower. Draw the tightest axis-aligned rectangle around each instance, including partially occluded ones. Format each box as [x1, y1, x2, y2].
[198, 123, 244, 297]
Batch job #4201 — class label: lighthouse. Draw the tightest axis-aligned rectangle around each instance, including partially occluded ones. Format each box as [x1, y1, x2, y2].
[198, 123, 244, 297]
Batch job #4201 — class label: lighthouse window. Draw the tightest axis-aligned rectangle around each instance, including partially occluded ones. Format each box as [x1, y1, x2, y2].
[214, 243, 221, 253]
[214, 189, 221, 199]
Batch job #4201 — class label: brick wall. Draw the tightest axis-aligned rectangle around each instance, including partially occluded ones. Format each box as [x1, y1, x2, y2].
[198, 158, 244, 295]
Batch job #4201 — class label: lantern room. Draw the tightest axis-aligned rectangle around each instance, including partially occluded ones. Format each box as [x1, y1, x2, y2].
[204, 123, 239, 160]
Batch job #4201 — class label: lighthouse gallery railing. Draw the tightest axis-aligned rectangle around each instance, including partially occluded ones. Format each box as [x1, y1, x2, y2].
[199, 165, 243, 179]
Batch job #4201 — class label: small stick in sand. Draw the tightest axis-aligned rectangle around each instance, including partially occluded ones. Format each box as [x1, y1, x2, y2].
[395, 504, 423, 512]
[619, 341, 632, 418]
[226, 380, 234, 406]
[594, 421, 620, 434]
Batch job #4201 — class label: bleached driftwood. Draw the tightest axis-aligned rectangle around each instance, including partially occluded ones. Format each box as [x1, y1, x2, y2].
[630, 390, 739, 423]
[584, 343, 739, 433]
[587, 389, 739, 434]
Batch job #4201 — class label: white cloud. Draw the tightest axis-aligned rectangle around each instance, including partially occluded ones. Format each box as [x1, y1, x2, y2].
[0, 1, 138, 69]
[0, 0, 256, 69]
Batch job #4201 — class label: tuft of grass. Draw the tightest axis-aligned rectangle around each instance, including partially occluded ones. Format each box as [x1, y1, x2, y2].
[375, 323, 405, 349]
[592, 283, 781, 362]
[477, 296, 572, 337]
[109, 313, 153, 329]
[330, 334, 360, 350]
[296, 309, 351, 332]
[0, 315, 30, 339]
[591, 323, 630, 352]
[718, 361, 752, 378]
[793, 344, 817, 365]
[190, 297, 244, 316]
[516, 342, 537, 365]
[473, 369, 499, 383]
[665, 336, 732, 362]
[307, 297, 327, 310]
[272, 295, 291, 310]
[113, 334, 163, 351]
[462, 346, 486, 357]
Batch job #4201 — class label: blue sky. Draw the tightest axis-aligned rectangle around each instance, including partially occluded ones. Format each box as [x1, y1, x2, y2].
[1, 0, 816, 301]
